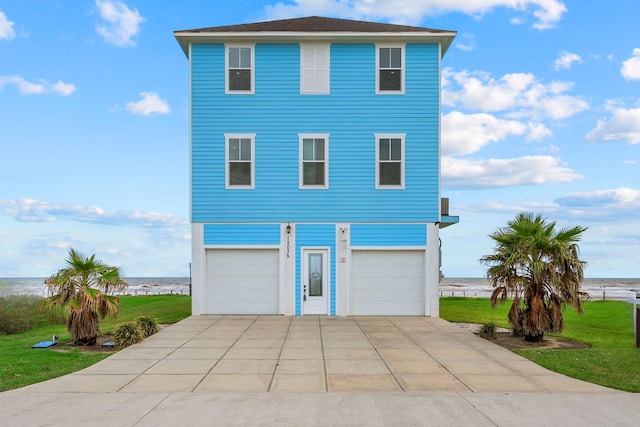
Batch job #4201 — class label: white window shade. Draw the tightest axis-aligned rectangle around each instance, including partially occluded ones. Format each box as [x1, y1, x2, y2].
[301, 44, 330, 94]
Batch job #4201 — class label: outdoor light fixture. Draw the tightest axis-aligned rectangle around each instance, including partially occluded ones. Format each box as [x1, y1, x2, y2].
[286, 224, 291, 234]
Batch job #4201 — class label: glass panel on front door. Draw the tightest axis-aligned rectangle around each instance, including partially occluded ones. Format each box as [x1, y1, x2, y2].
[308, 253, 323, 297]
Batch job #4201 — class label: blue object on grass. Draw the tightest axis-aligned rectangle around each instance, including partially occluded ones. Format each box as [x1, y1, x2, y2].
[32, 341, 57, 348]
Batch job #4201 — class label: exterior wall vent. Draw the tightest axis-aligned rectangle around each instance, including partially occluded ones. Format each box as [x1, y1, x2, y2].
[441, 197, 449, 216]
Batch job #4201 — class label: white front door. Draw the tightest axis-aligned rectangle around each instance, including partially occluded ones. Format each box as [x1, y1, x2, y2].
[302, 249, 329, 315]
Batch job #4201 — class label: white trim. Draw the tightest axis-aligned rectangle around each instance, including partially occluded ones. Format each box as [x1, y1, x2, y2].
[300, 43, 330, 94]
[375, 133, 405, 189]
[191, 223, 206, 315]
[349, 246, 427, 252]
[203, 244, 280, 249]
[375, 43, 405, 94]
[188, 43, 193, 221]
[225, 133, 255, 189]
[225, 44, 255, 94]
[426, 223, 440, 317]
[300, 246, 331, 316]
[299, 133, 329, 189]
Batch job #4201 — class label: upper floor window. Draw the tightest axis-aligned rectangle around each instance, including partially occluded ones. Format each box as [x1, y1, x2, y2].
[376, 134, 405, 188]
[376, 45, 404, 94]
[225, 134, 255, 189]
[226, 45, 254, 93]
[300, 44, 330, 94]
[299, 134, 329, 189]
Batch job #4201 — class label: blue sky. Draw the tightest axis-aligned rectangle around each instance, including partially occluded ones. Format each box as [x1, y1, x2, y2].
[0, 0, 638, 278]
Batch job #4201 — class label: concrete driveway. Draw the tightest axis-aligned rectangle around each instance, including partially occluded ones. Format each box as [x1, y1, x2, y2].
[2, 315, 639, 426]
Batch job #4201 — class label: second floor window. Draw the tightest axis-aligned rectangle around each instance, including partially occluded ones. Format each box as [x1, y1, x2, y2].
[376, 134, 405, 188]
[227, 46, 253, 93]
[377, 45, 404, 93]
[300, 134, 329, 189]
[226, 134, 255, 188]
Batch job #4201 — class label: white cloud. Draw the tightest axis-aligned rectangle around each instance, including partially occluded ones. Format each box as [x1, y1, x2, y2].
[442, 68, 589, 120]
[527, 122, 553, 141]
[442, 155, 582, 189]
[555, 188, 640, 220]
[0, 10, 15, 40]
[586, 107, 640, 144]
[621, 48, 640, 81]
[95, 0, 144, 47]
[0, 75, 76, 96]
[263, 0, 567, 29]
[126, 92, 170, 116]
[442, 111, 527, 156]
[554, 51, 582, 70]
[0, 197, 187, 228]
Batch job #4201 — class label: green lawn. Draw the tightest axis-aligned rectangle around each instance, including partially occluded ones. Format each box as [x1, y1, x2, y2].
[0, 295, 191, 392]
[441, 297, 640, 392]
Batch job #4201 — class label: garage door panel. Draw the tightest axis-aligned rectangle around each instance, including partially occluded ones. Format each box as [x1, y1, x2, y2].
[206, 249, 279, 314]
[351, 250, 425, 316]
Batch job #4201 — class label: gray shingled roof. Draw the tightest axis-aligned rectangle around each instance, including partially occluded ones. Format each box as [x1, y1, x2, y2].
[176, 16, 453, 34]
[174, 16, 456, 58]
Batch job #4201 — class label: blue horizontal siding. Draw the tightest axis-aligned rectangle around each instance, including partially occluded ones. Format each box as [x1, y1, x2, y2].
[295, 224, 336, 315]
[204, 224, 280, 245]
[191, 42, 440, 223]
[350, 224, 428, 247]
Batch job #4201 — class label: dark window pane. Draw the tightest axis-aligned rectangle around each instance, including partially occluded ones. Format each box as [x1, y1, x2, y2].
[380, 48, 390, 68]
[379, 70, 401, 91]
[303, 139, 314, 160]
[229, 69, 251, 91]
[240, 139, 251, 160]
[390, 138, 402, 160]
[229, 48, 240, 68]
[390, 48, 401, 68]
[229, 162, 251, 186]
[229, 139, 240, 160]
[303, 162, 325, 186]
[308, 253, 323, 296]
[314, 139, 325, 161]
[240, 47, 251, 67]
[379, 162, 401, 185]
[379, 138, 390, 161]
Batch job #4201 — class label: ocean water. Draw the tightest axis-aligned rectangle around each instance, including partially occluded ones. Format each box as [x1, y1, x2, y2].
[1, 277, 638, 301]
[0, 277, 191, 298]
[440, 277, 640, 301]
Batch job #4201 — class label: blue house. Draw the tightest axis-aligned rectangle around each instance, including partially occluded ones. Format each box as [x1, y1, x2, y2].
[175, 16, 458, 317]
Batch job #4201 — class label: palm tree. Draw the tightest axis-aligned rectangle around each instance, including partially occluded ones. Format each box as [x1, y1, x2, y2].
[44, 248, 128, 345]
[480, 213, 587, 342]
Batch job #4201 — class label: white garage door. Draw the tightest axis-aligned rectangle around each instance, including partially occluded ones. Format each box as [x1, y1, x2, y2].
[351, 250, 425, 315]
[206, 249, 279, 314]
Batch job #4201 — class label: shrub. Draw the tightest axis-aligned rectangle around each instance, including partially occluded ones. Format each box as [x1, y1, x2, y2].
[479, 322, 497, 339]
[113, 321, 142, 349]
[0, 295, 46, 334]
[136, 315, 159, 338]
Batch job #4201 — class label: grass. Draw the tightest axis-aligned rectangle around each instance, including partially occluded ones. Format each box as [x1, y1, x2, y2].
[0, 295, 191, 392]
[441, 297, 640, 392]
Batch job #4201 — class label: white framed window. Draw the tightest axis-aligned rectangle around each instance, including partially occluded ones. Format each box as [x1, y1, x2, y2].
[375, 133, 405, 189]
[300, 43, 330, 94]
[225, 134, 255, 189]
[299, 134, 329, 189]
[376, 44, 405, 94]
[226, 45, 254, 94]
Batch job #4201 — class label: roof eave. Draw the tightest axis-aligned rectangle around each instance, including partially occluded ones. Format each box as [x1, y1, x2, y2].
[174, 31, 457, 58]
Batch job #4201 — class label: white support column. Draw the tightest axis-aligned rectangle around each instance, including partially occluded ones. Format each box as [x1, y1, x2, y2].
[425, 223, 440, 317]
[335, 223, 351, 316]
[281, 223, 295, 315]
[191, 223, 205, 315]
